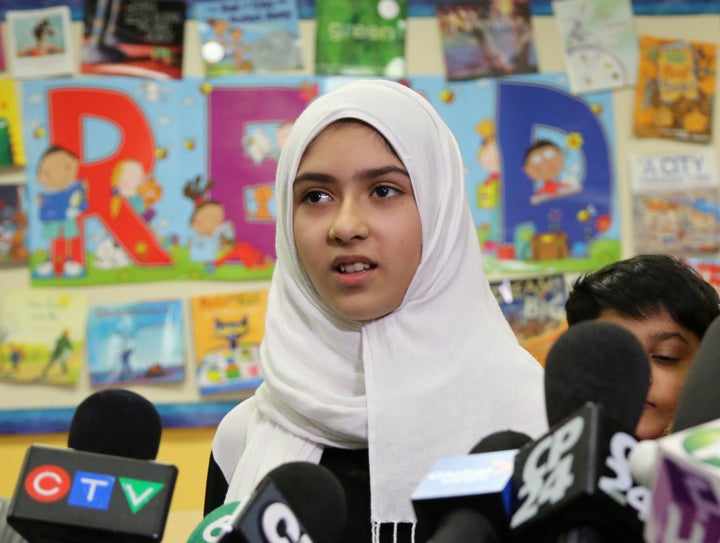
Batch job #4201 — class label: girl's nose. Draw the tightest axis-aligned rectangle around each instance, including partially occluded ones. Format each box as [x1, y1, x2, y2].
[328, 200, 369, 243]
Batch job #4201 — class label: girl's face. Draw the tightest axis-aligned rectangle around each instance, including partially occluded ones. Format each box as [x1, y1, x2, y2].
[597, 309, 701, 440]
[292, 121, 422, 322]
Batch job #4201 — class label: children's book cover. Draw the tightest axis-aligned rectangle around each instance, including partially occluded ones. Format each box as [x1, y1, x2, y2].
[0, 27, 6, 71]
[365, 71, 619, 276]
[196, 0, 303, 77]
[629, 150, 719, 255]
[552, 0, 638, 93]
[22, 75, 318, 286]
[436, 0, 537, 81]
[5, 6, 76, 79]
[0, 78, 26, 168]
[685, 257, 720, 292]
[81, 0, 187, 80]
[0, 289, 89, 384]
[489, 273, 567, 365]
[189, 290, 268, 395]
[86, 299, 185, 386]
[315, 0, 408, 77]
[0, 183, 29, 267]
[634, 35, 716, 144]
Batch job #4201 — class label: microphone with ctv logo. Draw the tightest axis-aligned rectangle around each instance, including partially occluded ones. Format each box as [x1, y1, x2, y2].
[412, 429, 532, 543]
[638, 315, 720, 542]
[7, 389, 177, 543]
[205, 461, 347, 543]
[509, 321, 651, 543]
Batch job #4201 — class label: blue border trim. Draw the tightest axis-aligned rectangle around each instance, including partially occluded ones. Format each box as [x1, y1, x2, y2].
[2, 0, 718, 22]
[0, 401, 238, 435]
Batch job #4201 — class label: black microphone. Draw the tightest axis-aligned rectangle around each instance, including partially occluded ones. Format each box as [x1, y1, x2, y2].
[509, 321, 651, 542]
[412, 430, 532, 543]
[7, 389, 177, 543]
[218, 461, 347, 543]
[672, 314, 720, 433]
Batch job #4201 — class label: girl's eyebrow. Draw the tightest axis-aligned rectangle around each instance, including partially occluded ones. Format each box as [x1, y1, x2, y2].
[294, 165, 410, 185]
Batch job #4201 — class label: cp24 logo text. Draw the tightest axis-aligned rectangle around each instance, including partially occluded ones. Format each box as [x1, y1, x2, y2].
[510, 413, 650, 527]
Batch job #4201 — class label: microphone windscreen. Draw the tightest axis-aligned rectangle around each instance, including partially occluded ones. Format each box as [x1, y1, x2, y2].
[429, 509, 500, 543]
[544, 320, 650, 431]
[672, 314, 720, 432]
[68, 389, 162, 460]
[469, 430, 532, 454]
[261, 462, 347, 543]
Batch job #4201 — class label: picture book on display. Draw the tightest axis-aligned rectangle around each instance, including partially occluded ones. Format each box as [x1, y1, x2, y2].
[0, 183, 29, 267]
[195, 0, 302, 77]
[81, 0, 187, 79]
[5, 6, 75, 79]
[315, 0, 408, 77]
[189, 289, 268, 395]
[0, 289, 89, 385]
[552, 0, 638, 93]
[86, 299, 185, 386]
[629, 150, 719, 255]
[0, 78, 25, 168]
[436, 0, 537, 81]
[489, 273, 567, 366]
[634, 35, 716, 143]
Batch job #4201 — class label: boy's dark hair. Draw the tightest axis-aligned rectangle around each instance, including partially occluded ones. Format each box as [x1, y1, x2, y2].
[566, 254, 720, 340]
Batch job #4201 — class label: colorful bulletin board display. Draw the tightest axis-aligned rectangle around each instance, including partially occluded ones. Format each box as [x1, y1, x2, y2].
[86, 299, 186, 386]
[21, 75, 320, 286]
[383, 72, 620, 276]
[189, 289, 268, 395]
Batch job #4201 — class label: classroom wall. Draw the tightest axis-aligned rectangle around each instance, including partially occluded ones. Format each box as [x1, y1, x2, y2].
[0, 10, 719, 539]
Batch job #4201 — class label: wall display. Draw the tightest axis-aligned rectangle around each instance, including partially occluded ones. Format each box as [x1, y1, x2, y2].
[195, 0, 302, 77]
[634, 35, 716, 144]
[81, 0, 188, 80]
[189, 289, 267, 395]
[21, 75, 318, 286]
[5, 6, 75, 79]
[436, 0, 537, 81]
[86, 299, 186, 386]
[553, 0, 638, 94]
[629, 150, 719, 255]
[0, 183, 28, 267]
[0, 289, 89, 385]
[314, 0, 408, 77]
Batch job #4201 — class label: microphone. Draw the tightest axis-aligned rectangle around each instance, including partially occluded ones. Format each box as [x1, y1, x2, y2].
[186, 501, 242, 543]
[412, 430, 532, 542]
[217, 461, 347, 543]
[509, 321, 651, 542]
[7, 389, 177, 543]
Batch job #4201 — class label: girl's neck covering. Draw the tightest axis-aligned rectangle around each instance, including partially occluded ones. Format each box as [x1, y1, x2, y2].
[226, 79, 546, 541]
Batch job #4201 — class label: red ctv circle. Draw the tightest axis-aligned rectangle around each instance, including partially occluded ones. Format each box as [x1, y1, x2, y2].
[25, 465, 71, 502]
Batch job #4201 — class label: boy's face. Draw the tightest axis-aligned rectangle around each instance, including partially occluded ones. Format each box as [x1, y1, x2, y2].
[597, 308, 701, 440]
[523, 145, 564, 181]
[292, 121, 422, 322]
[38, 151, 79, 189]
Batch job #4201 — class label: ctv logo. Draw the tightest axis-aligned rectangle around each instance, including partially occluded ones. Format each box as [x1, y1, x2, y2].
[683, 428, 720, 467]
[24, 464, 165, 513]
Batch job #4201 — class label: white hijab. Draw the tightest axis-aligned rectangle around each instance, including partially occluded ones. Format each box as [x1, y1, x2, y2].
[224, 79, 546, 539]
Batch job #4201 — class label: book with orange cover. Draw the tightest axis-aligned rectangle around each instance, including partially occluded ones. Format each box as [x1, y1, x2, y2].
[634, 35, 716, 143]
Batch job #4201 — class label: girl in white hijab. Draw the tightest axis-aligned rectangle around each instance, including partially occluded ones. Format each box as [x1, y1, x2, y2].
[206, 79, 546, 542]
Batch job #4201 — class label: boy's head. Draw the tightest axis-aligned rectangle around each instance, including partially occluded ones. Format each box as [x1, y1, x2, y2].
[38, 146, 79, 190]
[565, 254, 720, 439]
[523, 139, 564, 182]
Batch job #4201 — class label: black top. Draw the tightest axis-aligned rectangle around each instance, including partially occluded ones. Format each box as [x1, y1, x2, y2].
[204, 447, 414, 543]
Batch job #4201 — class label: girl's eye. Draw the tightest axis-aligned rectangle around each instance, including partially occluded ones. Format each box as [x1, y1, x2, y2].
[373, 185, 400, 198]
[302, 190, 331, 204]
[651, 355, 680, 366]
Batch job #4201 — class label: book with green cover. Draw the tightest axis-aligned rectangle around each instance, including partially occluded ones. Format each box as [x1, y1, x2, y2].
[315, 0, 408, 77]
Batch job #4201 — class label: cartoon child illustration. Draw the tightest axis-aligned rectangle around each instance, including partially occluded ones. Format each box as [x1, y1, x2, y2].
[110, 159, 162, 221]
[19, 18, 64, 57]
[40, 328, 72, 378]
[184, 175, 271, 272]
[35, 146, 88, 277]
[230, 27, 252, 71]
[522, 139, 571, 203]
